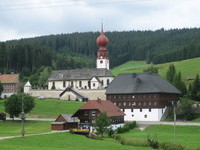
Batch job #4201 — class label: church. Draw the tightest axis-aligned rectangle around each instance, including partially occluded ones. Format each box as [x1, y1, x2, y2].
[47, 25, 113, 91]
[24, 25, 114, 101]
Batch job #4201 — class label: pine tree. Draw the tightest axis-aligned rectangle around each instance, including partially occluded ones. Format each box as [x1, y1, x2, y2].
[166, 64, 176, 83]
[172, 71, 187, 95]
[191, 74, 200, 101]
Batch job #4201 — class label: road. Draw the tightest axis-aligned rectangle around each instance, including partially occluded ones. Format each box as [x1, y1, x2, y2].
[137, 121, 200, 130]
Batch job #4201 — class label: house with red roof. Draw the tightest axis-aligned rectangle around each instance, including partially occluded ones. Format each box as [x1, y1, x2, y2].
[0, 74, 20, 98]
[72, 99, 125, 129]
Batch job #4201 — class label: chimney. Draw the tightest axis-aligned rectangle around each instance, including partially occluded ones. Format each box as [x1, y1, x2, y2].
[97, 97, 101, 103]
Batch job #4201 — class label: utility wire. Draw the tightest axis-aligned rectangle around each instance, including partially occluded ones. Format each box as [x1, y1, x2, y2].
[0, 0, 152, 11]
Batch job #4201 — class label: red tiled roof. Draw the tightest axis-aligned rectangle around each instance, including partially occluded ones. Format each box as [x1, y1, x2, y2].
[79, 100, 125, 117]
[0, 74, 19, 84]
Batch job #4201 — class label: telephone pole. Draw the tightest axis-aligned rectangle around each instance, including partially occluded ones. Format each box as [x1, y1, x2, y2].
[21, 95, 26, 137]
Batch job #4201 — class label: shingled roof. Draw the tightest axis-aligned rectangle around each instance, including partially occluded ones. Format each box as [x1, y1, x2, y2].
[0, 74, 19, 84]
[48, 68, 114, 81]
[106, 73, 181, 94]
[73, 100, 125, 117]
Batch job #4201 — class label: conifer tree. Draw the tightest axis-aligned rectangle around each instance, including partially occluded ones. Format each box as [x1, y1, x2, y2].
[191, 74, 200, 101]
[166, 64, 176, 83]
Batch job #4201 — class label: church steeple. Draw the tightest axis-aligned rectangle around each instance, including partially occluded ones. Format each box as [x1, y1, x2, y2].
[96, 23, 109, 70]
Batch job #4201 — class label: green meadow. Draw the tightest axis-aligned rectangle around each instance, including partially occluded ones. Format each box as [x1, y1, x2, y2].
[0, 120, 51, 137]
[111, 57, 200, 79]
[0, 99, 84, 118]
[120, 125, 200, 149]
[0, 132, 153, 150]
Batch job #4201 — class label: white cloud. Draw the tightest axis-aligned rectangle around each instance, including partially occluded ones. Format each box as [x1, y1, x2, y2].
[0, 0, 200, 41]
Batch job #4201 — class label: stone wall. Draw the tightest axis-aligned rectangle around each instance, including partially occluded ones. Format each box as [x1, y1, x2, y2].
[26, 88, 106, 101]
[27, 89, 62, 98]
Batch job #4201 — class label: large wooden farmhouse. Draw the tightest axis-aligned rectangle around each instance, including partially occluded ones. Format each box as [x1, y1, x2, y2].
[72, 99, 125, 129]
[106, 73, 181, 121]
[0, 74, 20, 99]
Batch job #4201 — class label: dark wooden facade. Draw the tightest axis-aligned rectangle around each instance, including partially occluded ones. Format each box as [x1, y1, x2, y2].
[74, 109, 124, 128]
[106, 93, 180, 109]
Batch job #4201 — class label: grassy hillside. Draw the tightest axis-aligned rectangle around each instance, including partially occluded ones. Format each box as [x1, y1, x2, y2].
[111, 57, 200, 79]
[120, 125, 200, 149]
[0, 120, 51, 137]
[0, 99, 84, 119]
[0, 132, 153, 150]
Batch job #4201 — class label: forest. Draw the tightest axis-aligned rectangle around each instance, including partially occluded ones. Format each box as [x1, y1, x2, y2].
[1, 27, 200, 78]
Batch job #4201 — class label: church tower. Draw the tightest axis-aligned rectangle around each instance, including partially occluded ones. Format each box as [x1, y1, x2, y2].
[96, 24, 109, 70]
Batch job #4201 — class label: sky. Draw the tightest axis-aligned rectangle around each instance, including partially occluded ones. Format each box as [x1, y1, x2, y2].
[0, 0, 200, 41]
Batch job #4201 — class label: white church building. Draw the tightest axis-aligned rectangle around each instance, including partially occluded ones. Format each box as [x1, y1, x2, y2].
[25, 25, 114, 101]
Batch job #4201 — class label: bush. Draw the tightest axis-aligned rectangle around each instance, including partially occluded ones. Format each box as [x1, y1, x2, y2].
[112, 135, 149, 147]
[117, 121, 136, 133]
[159, 142, 184, 150]
[108, 129, 114, 137]
[147, 135, 159, 149]
[126, 121, 137, 129]
[117, 126, 130, 133]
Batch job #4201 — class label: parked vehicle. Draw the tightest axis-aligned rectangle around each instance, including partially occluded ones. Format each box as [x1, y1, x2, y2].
[0, 112, 6, 120]
[38, 96, 46, 100]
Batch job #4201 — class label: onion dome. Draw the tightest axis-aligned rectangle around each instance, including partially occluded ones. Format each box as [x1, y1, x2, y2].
[96, 24, 108, 50]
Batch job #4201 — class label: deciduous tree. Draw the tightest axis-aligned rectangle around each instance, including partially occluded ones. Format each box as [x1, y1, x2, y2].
[4, 93, 35, 119]
[94, 112, 111, 137]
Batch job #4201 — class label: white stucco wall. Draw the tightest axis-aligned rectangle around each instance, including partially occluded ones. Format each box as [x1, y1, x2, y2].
[124, 108, 166, 121]
[96, 59, 109, 70]
[48, 76, 114, 90]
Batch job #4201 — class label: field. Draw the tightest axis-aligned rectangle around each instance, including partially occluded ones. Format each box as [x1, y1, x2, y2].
[111, 57, 200, 79]
[0, 120, 51, 137]
[0, 99, 84, 118]
[120, 125, 200, 149]
[0, 132, 153, 150]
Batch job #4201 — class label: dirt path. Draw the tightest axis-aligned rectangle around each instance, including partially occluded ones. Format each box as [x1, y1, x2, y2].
[0, 130, 69, 141]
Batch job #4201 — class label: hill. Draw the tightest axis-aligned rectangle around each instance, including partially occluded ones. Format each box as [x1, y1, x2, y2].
[111, 57, 200, 79]
[1, 28, 200, 76]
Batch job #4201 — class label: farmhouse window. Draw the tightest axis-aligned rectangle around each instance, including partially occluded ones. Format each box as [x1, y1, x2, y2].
[84, 111, 88, 116]
[63, 81, 66, 87]
[92, 111, 96, 116]
[140, 109, 142, 112]
[79, 81, 82, 87]
[149, 108, 151, 112]
[144, 114, 147, 118]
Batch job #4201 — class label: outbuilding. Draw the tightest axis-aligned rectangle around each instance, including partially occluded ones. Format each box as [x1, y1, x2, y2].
[51, 114, 79, 130]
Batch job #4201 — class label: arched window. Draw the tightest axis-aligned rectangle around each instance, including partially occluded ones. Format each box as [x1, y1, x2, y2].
[107, 79, 110, 86]
[79, 81, 82, 87]
[88, 81, 91, 89]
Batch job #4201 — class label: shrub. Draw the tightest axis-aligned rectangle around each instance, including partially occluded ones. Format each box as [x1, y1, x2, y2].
[117, 121, 136, 134]
[147, 135, 159, 149]
[120, 137, 149, 147]
[126, 121, 137, 129]
[117, 126, 130, 133]
[159, 142, 184, 150]
[108, 129, 114, 137]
